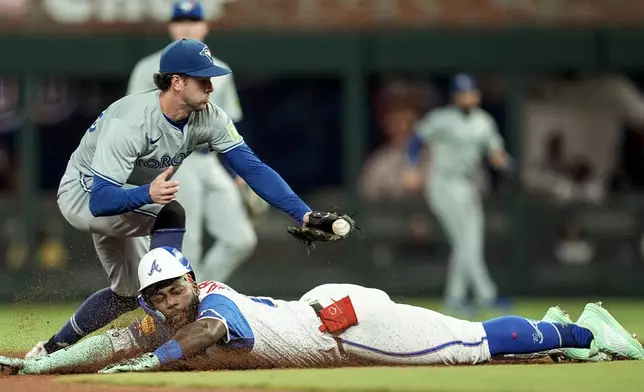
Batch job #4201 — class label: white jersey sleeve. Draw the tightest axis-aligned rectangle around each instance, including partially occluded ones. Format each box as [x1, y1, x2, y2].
[205, 105, 245, 153]
[90, 117, 144, 186]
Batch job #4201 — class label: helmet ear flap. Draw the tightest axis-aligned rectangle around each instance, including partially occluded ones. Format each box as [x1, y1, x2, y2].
[137, 295, 166, 321]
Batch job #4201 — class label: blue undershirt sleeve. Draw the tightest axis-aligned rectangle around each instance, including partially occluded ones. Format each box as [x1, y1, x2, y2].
[221, 143, 311, 224]
[89, 176, 153, 217]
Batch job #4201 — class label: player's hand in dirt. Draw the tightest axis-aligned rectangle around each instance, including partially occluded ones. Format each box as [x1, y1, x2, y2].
[98, 352, 161, 373]
[149, 166, 179, 204]
[0, 355, 25, 375]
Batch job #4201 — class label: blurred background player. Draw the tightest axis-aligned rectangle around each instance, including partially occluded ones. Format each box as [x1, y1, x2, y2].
[405, 74, 514, 314]
[127, 0, 264, 282]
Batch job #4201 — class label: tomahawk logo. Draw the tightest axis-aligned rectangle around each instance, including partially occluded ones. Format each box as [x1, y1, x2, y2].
[148, 260, 162, 276]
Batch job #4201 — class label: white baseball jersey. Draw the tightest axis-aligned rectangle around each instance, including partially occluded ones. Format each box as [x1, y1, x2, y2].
[126, 282, 491, 368]
[67, 90, 244, 187]
[195, 281, 342, 368]
[127, 50, 242, 122]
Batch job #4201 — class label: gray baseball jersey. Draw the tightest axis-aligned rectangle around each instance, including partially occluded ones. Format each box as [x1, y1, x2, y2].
[67, 90, 244, 188]
[125, 49, 256, 283]
[416, 106, 503, 178]
[127, 50, 242, 122]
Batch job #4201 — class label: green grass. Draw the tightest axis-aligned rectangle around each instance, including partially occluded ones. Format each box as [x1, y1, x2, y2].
[5, 298, 644, 391]
[2, 298, 644, 353]
[0, 303, 144, 353]
[59, 361, 644, 391]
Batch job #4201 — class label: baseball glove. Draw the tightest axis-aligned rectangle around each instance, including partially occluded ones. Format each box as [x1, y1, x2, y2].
[287, 211, 358, 250]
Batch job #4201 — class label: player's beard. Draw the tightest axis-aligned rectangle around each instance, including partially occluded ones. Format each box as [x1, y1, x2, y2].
[168, 293, 200, 329]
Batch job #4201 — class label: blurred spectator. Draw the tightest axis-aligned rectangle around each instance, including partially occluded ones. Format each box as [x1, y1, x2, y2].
[522, 73, 644, 203]
[360, 78, 436, 201]
[0, 0, 27, 17]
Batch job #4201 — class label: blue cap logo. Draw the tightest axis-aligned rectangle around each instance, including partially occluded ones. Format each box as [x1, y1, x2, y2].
[160, 39, 231, 78]
[199, 46, 214, 65]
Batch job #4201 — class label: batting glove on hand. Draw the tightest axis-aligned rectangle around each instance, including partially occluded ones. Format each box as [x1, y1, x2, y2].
[98, 352, 161, 374]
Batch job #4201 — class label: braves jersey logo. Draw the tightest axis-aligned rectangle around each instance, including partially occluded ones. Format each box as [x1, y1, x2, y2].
[200, 46, 214, 65]
[148, 260, 162, 276]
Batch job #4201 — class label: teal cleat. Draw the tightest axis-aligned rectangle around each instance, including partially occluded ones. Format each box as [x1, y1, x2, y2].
[541, 306, 610, 362]
[576, 302, 644, 360]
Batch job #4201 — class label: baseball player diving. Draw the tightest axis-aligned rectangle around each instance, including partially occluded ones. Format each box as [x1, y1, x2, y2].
[2, 246, 642, 375]
[25, 37, 356, 359]
[405, 74, 513, 313]
[127, 0, 263, 283]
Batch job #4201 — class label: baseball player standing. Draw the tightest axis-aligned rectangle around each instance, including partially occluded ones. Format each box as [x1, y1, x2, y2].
[26, 37, 351, 359]
[127, 0, 258, 282]
[405, 74, 513, 313]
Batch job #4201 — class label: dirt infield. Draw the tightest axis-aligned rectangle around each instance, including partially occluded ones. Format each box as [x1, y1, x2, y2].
[0, 375, 293, 392]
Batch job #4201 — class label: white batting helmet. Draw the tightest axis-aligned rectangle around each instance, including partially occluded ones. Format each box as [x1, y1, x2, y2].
[137, 246, 195, 321]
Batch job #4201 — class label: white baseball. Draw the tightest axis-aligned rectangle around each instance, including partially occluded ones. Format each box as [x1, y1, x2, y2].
[332, 219, 351, 236]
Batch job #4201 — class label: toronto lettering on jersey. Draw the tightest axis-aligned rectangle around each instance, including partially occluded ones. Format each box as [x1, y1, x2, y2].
[135, 150, 194, 169]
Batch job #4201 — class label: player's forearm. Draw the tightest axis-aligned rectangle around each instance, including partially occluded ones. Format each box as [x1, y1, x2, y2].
[218, 154, 239, 178]
[152, 319, 227, 365]
[22, 333, 120, 374]
[406, 133, 424, 166]
[89, 176, 153, 217]
[222, 144, 311, 224]
[488, 150, 512, 170]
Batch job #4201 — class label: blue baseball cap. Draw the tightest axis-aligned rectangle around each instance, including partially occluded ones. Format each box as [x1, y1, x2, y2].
[450, 74, 478, 92]
[171, 1, 204, 22]
[160, 39, 231, 78]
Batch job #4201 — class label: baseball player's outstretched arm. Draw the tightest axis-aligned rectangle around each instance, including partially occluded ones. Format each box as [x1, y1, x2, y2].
[222, 143, 311, 224]
[94, 318, 228, 374]
[206, 105, 311, 224]
[152, 318, 227, 365]
[0, 322, 153, 374]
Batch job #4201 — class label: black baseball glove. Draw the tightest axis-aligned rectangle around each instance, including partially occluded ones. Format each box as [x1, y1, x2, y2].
[287, 211, 357, 250]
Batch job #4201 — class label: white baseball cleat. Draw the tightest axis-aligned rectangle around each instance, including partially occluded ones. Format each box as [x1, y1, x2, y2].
[24, 341, 48, 359]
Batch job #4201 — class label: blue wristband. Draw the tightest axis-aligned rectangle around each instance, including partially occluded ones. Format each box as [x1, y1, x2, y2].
[153, 339, 184, 365]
